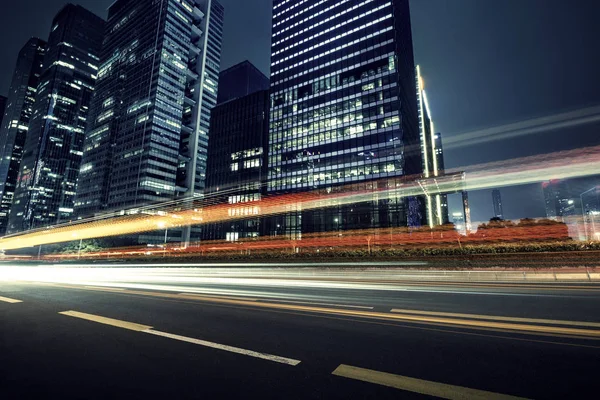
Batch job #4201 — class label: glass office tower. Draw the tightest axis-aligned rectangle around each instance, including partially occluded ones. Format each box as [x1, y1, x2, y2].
[416, 65, 449, 226]
[75, 0, 223, 244]
[0, 38, 46, 235]
[267, 0, 423, 236]
[8, 5, 104, 233]
[203, 61, 270, 241]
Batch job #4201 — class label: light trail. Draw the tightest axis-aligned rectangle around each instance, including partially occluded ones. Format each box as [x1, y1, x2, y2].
[444, 105, 600, 150]
[1, 145, 599, 250]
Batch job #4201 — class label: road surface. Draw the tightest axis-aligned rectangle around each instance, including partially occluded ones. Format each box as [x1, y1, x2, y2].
[1, 263, 599, 399]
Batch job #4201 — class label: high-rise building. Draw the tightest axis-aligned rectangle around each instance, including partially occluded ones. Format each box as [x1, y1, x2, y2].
[203, 61, 270, 241]
[75, 0, 224, 242]
[492, 189, 504, 219]
[8, 6, 104, 233]
[217, 60, 270, 104]
[267, 0, 423, 236]
[0, 38, 46, 235]
[416, 65, 448, 226]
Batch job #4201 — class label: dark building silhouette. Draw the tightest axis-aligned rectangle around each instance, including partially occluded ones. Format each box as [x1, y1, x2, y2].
[8, 5, 104, 233]
[0, 38, 46, 235]
[0, 96, 6, 126]
[492, 189, 504, 219]
[217, 60, 269, 104]
[267, 0, 423, 237]
[203, 61, 269, 241]
[74, 0, 224, 245]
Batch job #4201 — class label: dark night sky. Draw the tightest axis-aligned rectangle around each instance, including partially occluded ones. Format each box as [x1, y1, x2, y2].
[1, 0, 599, 223]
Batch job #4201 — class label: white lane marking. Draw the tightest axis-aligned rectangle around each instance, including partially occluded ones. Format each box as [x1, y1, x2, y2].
[257, 298, 373, 310]
[143, 329, 301, 366]
[0, 295, 23, 303]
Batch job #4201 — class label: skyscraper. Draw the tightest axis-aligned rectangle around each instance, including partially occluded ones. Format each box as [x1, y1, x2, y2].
[8, 5, 104, 233]
[492, 189, 504, 219]
[203, 61, 270, 241]
[416, 65, 448, 226]
[267, 0, 423, 236]
[75, 0, 224, 242]
[0, 38, 46, 235]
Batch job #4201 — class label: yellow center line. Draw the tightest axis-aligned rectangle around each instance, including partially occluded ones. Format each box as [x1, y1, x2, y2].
[0, 295, 23, 303]
[390, 308, 600, 329]
[177, 293, 258, 302]
[332, 364, 529, 399]
[59, 310, 153, 331]
[52, 284, 600, 339]
[84, 286, 126, 291]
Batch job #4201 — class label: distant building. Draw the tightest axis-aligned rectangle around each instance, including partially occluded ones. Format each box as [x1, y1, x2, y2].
[492, 189, 504, 219]
[8, 5, 104, 233]
[581, 186, 600, 241]
[452, 211, 466, 235]
[543, 180, 578, 219]
[74, 0, 224, 245]
[203, 61, 270, 241]
[268, 0, 424, 237]
[0, 38, 46, 235]
[217, 60, 270, 104]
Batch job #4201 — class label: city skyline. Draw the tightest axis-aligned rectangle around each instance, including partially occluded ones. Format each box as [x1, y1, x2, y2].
[0, 0, 600, 223]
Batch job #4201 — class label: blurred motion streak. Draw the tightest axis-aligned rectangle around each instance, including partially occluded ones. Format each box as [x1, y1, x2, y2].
[1, 145, 600, 251]
[443, 105, 600, 150]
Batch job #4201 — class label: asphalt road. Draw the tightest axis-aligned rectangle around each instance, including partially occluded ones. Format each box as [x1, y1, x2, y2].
[1, 264, 600, 399]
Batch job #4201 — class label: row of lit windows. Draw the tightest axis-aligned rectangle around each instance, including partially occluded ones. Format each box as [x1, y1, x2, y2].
[273, 1, 386, 53]
[273, 150, 403, 176]
[228, 193, 260, 204]
[270, 118, 401, 164]
[274, 0, 347, 32]
[272, 38, 394, 90]
[268, 161, 403, 189]
[272, 15, 392, 71]
[272, 77, 396, 127]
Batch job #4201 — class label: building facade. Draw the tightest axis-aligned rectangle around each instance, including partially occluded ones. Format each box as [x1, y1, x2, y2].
[492, 189, 503, 219]
[0, 38, 46, 235]
[8, 6, 104, 233]
[267, 0, 423, 237]
[203, 61, 269, 241]
[75, 0, 224, 245]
